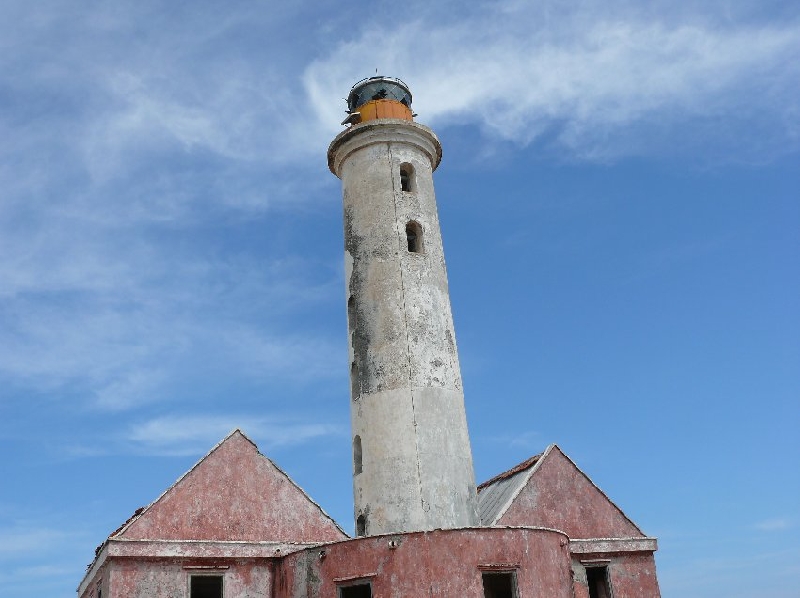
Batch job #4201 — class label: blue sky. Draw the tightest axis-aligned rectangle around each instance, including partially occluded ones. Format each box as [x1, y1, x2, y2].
[1, 1, 798, 596]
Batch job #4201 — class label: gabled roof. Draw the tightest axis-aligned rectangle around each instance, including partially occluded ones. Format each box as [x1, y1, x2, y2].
[476, 453, 543, 525]
[112, 429, 347, 543]
[477, 444, 647, 540]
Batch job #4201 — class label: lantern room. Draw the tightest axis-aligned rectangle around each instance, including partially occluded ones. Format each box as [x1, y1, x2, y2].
[342, 76, 414, 124]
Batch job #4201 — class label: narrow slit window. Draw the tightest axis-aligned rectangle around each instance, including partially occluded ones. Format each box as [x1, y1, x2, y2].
[481, 571, 517, 598]
[191, 575, 223, 598]
[406, 221, 423, 253]
[399, 163, 414, 192]
[356, 514, 367, 537]
[347, 296, 356, 330]
[339, 581, 372, 598]
[353, 435, 363, 474]
[586, 566, 612, 598]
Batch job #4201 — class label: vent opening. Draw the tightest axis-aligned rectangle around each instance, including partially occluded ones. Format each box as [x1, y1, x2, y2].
[338, 582, 372, 598]
[356, 514, 367, 537]
[191, 576, 223, 598]
[587, 566, 613, 598]
[399, 163, 415, 192]
[406, 221, 423, 253]
[481, 571, 517, 598]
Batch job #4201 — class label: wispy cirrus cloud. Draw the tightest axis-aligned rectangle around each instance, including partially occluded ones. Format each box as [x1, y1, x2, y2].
[0, 238, 343, 411]
[0, 523, 91, 592]
[753, 518, 794, 532]
[304, 1, 800, 161]
[0, 527, 69, 556]
[0, 2, 355, 418]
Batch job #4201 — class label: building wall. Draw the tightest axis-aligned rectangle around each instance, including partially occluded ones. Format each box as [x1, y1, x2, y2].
[93, 558, 273, 598]
[79, 563, 108, 598]
[275, 527, 573, 598]
[571, 552, 661, 598]
[497, 447, 644, 539]
[119, 432, 345, 544]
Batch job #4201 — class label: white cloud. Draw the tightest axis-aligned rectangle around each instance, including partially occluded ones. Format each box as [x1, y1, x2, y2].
[0, 241, 343, 410]
[304, 3, 800, 160]
[753, 518, 794, 532]
[0, 527, 67, 556]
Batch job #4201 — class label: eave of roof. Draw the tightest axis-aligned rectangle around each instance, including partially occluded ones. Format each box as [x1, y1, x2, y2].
[477, 453, 543, 490]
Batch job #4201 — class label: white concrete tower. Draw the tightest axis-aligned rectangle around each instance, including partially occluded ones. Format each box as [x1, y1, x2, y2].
[328, 77, 479, 536]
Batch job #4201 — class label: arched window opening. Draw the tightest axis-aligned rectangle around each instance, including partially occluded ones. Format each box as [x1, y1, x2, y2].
[406, 221, 423, 253]
[353, 435, 363, 475]
[356, 514, 367, 537]
[399, 163, 415, 192]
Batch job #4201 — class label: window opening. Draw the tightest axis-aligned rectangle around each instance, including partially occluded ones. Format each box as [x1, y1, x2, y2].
[347, 296, 356, 330]
[339, 582, 372, 598]
[399, 163, 414, 192]
[356, 514, 367, 537]
[482, 571, 517, 598]
[587, 566, 612, 598]
[191, 575, 223, 598]
[353, 435, 363, 474]
[406, 221, 423, 253]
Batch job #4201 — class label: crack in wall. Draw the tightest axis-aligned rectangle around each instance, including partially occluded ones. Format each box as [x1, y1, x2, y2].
[387, 141, 426, 519]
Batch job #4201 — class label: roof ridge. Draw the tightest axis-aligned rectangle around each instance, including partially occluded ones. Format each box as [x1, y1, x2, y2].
[477, 452, 543, 490]
[550, 445, 647, 537]
[110, 429, 247, 539]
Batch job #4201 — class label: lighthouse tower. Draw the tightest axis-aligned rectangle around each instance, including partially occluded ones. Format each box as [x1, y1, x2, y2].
[328, 77, 479, 536]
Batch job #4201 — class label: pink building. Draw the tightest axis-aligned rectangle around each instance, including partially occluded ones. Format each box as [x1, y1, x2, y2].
[79, 77, 660, 598]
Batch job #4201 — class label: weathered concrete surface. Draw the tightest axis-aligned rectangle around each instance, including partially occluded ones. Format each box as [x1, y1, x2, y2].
[329, 120, 479, 535]
[96, 559, 272, 598]
[118, 430, 346, 543]
[275, 527, 573, 598]
[494, 445, 646, 539]
[78, 430, 346, 598]
[480, 445, 661, 597]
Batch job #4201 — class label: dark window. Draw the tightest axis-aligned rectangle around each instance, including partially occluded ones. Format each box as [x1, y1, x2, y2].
[353, 435, 363, 474]
[587, 566, 612, 598]
[347, 296, 356, 329]
[339, 582, 372, 598]
[356, 514, 367, 537]
[482, 571, 517, 598]
[191, 575, 223, 598]
[406, 221, 423, 253]
[399, 163, 414, 192]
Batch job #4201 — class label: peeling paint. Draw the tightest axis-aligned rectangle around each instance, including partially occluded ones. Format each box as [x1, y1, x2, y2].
[330, 120, 479, 536]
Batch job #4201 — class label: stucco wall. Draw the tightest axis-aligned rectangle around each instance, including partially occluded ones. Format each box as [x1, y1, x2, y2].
[571, 552, 661, 598]
[275, 527, 572, 598]
[498, 447, 644, 539]
[103, 559, 272, 598]
[119, 432, 345, 543]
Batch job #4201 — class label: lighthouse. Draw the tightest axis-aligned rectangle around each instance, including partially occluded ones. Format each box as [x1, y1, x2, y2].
[77, 75, 662, 598]
[328, 77, 479, 536]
